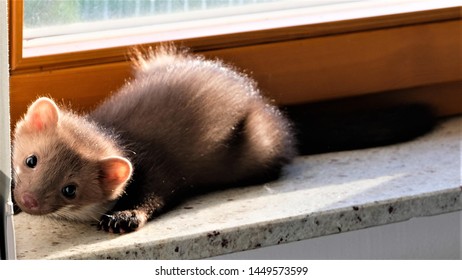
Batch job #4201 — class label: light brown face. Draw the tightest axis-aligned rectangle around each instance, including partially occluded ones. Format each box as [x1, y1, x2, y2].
[12, 97, 133, 222]
[12, 133, 108, 218]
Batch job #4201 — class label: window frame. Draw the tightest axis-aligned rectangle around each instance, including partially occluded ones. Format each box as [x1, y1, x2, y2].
[10, 0, 461, 73]
[8, 0, 462, 124]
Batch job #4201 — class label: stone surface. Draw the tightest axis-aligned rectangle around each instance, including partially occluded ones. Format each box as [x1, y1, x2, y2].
[13, 117, 462, 259]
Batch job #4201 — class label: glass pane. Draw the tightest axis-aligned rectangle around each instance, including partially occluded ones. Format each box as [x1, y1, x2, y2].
[24, 0, 364, 39]
[24, 0, 278, 28]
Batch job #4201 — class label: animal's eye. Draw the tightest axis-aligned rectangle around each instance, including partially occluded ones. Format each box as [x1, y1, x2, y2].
[25, 155, 38, 168]
[61, 184, 77, 199]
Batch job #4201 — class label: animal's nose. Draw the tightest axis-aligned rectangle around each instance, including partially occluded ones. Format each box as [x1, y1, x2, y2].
[21, 193, 39, 210]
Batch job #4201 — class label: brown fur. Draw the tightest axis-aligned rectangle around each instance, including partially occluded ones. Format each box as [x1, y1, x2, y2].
[12, 47, 296, 233]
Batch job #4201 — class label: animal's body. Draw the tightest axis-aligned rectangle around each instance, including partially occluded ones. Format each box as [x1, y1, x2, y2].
[12, 47, 296, 233]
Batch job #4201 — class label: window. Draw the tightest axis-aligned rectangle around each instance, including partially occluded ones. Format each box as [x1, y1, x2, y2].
[20, 0, 367, 58]
[9, 0, 462, 125]
[24, 0, 356, 41]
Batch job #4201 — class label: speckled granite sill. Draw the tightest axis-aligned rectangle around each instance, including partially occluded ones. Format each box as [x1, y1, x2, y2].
[13, 117, 462, 259]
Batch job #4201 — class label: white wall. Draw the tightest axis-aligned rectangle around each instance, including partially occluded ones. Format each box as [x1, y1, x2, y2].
[1, 0, 15, 260]
[213, 211, 462, 259]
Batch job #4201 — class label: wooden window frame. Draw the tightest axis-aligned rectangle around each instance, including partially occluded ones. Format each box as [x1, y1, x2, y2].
[8, 0, 462, 124]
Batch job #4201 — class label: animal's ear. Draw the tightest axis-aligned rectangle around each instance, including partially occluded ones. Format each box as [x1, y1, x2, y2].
[99, 156, 133, 200]
[24, 97, 60, 131]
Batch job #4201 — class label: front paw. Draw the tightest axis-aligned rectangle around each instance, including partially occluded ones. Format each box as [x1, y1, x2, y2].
[98, 210, 147, 233]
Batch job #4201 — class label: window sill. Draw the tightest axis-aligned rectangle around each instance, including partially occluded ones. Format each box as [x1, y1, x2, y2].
[13, 116, 462, 259]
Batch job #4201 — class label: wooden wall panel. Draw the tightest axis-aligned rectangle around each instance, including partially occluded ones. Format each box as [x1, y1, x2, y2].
[206, 20, 461, 103]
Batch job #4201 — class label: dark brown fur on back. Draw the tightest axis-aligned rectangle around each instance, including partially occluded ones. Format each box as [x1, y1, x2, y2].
[91, 48, 296, 231]
[12, 46, 296, 233]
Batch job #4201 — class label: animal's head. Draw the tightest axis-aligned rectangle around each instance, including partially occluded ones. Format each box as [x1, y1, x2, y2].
[12, 97, 132, 221]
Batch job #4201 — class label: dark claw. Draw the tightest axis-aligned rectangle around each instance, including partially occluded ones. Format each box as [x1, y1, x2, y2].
[98, 211, 141, 233]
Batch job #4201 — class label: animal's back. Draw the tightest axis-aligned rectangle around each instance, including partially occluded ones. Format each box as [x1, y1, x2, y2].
[89, 48, 296, 191]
